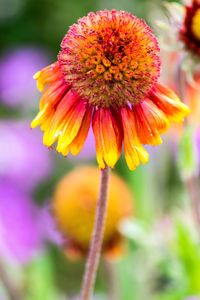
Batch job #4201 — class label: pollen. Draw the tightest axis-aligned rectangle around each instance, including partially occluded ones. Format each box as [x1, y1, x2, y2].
[191, 8, 200, 40]
[58, 10, 160, 108]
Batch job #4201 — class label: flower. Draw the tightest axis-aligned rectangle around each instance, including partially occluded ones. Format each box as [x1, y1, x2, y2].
[180, 0, 200, 56]
[0, 180, 62, 264]
[0, 47, 49, 108]
[0, 120, 52, 191]
[52, 166, 133, 259]
[31, 10, 189, 170]
[0, 180, 42, 263]
[156, 1, 200, 78]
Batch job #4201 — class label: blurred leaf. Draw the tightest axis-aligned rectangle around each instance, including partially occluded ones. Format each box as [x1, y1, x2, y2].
[178, 126, 198, 180]
[25, 252, 59, 300]
[174, 220, 200, 294]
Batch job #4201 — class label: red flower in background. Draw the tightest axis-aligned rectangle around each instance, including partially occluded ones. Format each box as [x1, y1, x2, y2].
[180, 0, 200, 56]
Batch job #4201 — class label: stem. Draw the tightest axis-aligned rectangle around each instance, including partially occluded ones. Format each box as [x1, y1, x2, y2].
[0, 259, 22, 300]
[80, 167, 110, 300]
[177, 60, 200, 235]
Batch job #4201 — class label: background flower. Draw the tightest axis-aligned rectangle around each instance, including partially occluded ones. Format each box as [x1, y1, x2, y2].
[52, 166, 133, 259]
[0, 120, 52, 191]
[0, 47, 49, 108]
[0, 181, 42, 263]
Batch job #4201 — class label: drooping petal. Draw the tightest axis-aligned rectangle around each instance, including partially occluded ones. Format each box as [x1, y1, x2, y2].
[92, 108, 123, 169]
[39, 79, 69, 109]
[56, 97, 87, 155]
[43, 89, 81, 147]
[133, 98, 169, 146]
[33, 62, 62, 92]
[31, 103, 54, 129]
[31, 80, 70, 130]
[121, 106, 149, 170]
[149, 83, 190, 122]
[69, 107, 92, 156]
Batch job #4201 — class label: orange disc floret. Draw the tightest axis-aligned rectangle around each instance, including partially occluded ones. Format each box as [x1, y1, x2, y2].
[52, 166, 133, 260]
[59, 10, 160, 108]
[31, 10, 190, 170]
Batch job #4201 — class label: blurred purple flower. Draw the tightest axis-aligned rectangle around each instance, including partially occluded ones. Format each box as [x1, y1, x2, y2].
[0, 47, 49, 108]
[0, 120, 52, 191]
[0, 181, 62, 264]
[0, 181, 42, 263]
[39, 205, 62, 246]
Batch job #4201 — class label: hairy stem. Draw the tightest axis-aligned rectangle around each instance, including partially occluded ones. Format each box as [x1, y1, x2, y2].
[80, 167, 110, 300]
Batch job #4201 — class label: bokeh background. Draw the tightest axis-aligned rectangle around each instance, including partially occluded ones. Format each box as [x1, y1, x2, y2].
[1, 0, 200, 299]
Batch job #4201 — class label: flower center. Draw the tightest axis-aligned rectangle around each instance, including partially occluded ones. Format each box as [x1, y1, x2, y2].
[191, 8, 200, 40]
[59, 10, 160, 108]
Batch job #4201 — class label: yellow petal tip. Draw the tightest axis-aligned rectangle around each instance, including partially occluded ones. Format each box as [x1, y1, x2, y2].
[33, 71, 41, 80]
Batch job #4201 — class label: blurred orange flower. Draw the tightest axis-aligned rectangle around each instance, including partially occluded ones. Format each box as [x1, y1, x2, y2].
[52, 166, 133, 260]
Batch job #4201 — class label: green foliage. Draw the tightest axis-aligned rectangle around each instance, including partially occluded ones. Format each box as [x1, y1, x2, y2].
[178, 126, 198, 180]
[25, 253, 59, 300]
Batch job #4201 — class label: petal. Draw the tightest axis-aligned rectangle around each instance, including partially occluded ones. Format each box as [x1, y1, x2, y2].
[43, 89, 81, 147]
[133, 98, 169, 146]
[92, 108, 122, 169]
[92, 110, 106, 169]
[40, 79, 69, 109]
[149, 83, 190, 122]
[69, 107, 92, 156]
[56, 98, 87, 155]
[121, 106, 149, 170]
[34, 62, 62, 92]
[31, 83, 71, 131]
[31, 103, 54, 128]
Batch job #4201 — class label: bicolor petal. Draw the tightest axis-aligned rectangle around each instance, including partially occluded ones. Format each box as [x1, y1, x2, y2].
[69, 107, 92, 156]
[56, 100, 87, 155]
[92, 108, 123, 169]
[150, 83, 190, 122]
[34, 62, 62, 92]
[121, 106, 149, 170]
[133, 98, 169, 146]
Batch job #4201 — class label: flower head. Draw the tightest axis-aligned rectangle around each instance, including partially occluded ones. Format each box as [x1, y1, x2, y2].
[52, 166, 133, 259]
[31, 10, 189, 170]
[157, 1, 200, 77]
[180, 0, 200, 56]
[59, 10, 160, 108]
